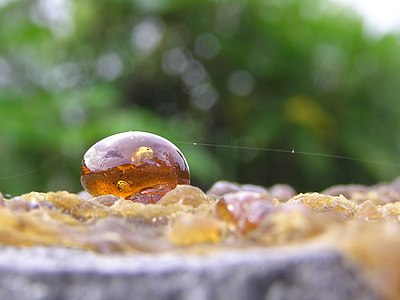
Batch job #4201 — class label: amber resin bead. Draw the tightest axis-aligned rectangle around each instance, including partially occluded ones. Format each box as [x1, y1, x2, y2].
[81, 131, 190, 204]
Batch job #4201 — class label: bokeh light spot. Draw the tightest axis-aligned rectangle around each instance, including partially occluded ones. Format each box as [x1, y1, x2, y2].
[190, 83, 219, 111]
[227, 70, 255, 96]
[131, 17, 165, 54]
[162, 47, 189, 75]
[194, 33, 220, 60]
[96, 52, 124, 81]
[181, 60, 208, 88]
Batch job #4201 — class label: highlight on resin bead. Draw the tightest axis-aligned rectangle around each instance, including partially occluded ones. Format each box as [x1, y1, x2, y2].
[80, 131, 190, 204]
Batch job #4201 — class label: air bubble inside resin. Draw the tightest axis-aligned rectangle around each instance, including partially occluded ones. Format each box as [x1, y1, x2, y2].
[81, 131, 190, 204]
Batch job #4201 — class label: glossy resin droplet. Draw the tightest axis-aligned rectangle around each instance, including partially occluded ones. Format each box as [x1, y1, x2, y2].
[81, 131, 190, 204]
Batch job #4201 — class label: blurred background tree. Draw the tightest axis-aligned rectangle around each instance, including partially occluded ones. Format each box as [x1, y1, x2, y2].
[1, 0, 400, 196]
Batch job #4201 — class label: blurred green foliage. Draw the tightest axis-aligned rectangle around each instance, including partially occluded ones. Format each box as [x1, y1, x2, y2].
[1, 0, 400, 195]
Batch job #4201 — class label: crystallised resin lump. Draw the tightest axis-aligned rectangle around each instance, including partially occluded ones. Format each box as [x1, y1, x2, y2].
[81, 131, 190, 204]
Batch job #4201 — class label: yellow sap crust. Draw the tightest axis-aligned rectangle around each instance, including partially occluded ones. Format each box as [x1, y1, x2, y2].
[3, 182, 400, 299]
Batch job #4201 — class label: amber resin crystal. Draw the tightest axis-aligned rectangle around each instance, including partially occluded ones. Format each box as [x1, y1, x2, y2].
[80, 131, 190, 203]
